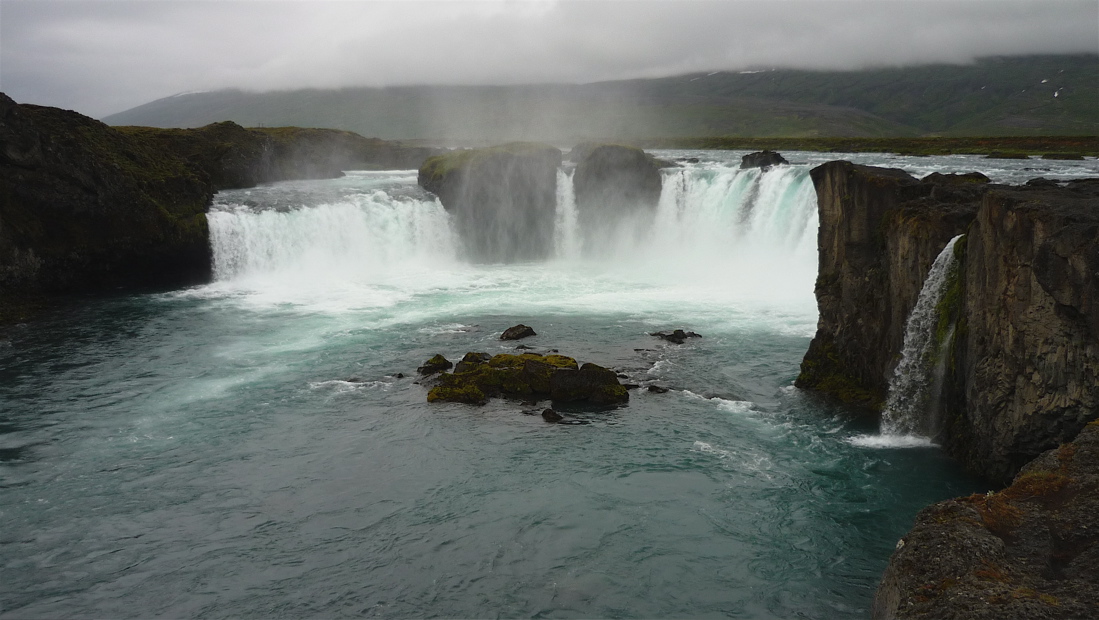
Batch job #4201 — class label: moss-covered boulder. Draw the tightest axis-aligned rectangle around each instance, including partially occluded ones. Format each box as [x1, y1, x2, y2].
[424, 352, 628, 406]
[417, 354, 453, 375]
[418, 143, 562, 262]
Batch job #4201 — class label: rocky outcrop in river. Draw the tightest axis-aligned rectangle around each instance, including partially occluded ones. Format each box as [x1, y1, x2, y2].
[418, 143, 562, 262]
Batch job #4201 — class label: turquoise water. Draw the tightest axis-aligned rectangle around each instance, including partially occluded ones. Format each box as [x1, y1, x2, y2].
[3, 152, 1093, 618]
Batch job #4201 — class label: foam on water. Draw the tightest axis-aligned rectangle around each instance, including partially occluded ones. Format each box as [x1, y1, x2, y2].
[847, 434, 937, 449]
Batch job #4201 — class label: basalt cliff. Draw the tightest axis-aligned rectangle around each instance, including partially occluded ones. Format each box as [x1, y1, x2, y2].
[797, 161, 1099, 485]
[0, 94, 436, 322]
[794, 161, 1099, 618]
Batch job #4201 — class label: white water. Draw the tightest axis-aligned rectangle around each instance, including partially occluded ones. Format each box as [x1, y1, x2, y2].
[879, 234, 964, 438]
[204, 161, 820, 321]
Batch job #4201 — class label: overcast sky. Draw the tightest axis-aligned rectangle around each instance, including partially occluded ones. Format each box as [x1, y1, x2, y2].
[1, 0, 1096, 118]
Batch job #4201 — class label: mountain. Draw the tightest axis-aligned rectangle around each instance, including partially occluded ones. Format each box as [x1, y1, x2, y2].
[103, 55, 1098, 142]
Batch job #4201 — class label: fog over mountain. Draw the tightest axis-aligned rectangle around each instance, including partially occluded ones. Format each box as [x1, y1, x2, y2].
[2, 0, 1097, 119]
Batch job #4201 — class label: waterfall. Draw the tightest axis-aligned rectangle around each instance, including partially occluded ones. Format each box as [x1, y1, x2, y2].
[204, 162, 819, 307]
[208, 188, 457, 284]
[553, 168, 581, 260]
[880, 235, 964, 437]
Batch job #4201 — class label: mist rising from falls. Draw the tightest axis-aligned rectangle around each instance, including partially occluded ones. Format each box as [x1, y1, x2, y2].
[205, 162, 819, 313]
[880, 235, 964, 438]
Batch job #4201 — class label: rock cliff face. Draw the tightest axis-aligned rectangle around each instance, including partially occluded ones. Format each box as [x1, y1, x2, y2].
[795, 162, 984, 409]
[0, 93, 212, 294]
[798, 162, 1099, 485]
[872, 422, 1099, 620]
[572, 144, 663, 246]
[418, 143, 562, 262]
[943, 182, 1099, 483]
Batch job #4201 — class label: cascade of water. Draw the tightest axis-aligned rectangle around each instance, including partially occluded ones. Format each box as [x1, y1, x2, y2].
[208, 190, 457, 283]
[881, 235, 964, 437]
[205, 162, 819, 306]
[553, 168, 581, 260]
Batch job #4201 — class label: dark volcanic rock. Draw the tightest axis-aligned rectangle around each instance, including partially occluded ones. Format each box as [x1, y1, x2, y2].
[0, 93, 213, 295]
[922, 171, 990, 185]
[418, 143, 562, 262]
[797, 160, 1099, 483]
[740, 150, 788, 170]
[454, 351, 491, 374]
[417, 354, 453, 375]
[541, 408, 563, 422]
[549, 363, 630, 405]
[500, 324, 537, 340]
[795, 161, 982, 411]
[647, 385, 670, 394]
[572, 144, 663, 248]
[650, 329, 701, 344]
[872, 423, 1099, 620]
[0, 93, 441, 321]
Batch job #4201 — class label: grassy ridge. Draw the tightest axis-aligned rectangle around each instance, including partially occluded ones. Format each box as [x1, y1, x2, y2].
[103, 55, 1098, 141]
[638, 135, 1099, 157]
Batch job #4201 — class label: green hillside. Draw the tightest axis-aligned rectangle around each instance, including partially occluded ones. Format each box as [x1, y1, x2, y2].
[102, 55, 1098, 142]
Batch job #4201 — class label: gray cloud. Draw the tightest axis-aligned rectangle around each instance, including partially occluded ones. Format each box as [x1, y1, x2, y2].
[1, 0, 1096, 118]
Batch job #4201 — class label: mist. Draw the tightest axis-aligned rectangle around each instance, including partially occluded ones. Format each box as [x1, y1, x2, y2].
[2, 0, 1096, 119]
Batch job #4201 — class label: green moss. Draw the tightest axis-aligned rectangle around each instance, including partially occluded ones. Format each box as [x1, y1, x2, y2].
[427, 383, 487, 405]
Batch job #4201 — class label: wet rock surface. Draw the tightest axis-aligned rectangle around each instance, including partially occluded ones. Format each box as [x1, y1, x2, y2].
[571, 144, 663, 248]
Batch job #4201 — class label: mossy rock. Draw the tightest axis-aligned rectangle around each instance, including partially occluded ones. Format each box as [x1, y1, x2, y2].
[425, 351, 626, 406]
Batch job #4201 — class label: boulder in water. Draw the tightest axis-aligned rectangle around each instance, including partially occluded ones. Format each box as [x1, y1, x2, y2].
[740, 150, 788, 170]
[549, 363, 630, 405]
[650, 329, 702, 344]
[426, 352, 628, 406]
[500, 324, 537, 340]
[417, 354, 453, 375]
[541, 408, 563, 422]
[417, 143, 562, 262]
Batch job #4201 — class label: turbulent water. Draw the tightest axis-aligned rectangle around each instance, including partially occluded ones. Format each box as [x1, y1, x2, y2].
[2, 152, 1094, 618]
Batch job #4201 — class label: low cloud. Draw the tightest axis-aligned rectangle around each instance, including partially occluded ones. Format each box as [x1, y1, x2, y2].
[2, 0, 1096, 117]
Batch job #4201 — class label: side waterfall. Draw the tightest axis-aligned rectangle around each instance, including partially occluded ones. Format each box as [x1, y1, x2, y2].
[881, 235, 964, 437]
